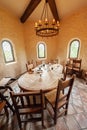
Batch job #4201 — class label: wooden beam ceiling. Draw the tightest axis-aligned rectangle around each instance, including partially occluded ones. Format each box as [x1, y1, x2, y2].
[20, 0, 60, 23]
[20, 0, 41, 23]
[48, 0, 60, 21]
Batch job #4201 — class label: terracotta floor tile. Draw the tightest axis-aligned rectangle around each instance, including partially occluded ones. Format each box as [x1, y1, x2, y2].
[64, 115, 81, 130]
[68, 103, 76, 115]
[1, 78, 87, 130]
[55, 117, 68, 130]
[74, 113, 87, 129]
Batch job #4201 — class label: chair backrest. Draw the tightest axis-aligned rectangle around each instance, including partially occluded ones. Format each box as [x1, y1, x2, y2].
[55, 75, 74, 116]
[73, 59, 82, 69]
[67, 59, 73, 67]
[26, 60, 35, 72]
[36, 60, 42, 66]
[50, 59, 55, 64]
[26, 63, 34, 72]
[10, 90, 44, 128]
[62, 65, 67, 80]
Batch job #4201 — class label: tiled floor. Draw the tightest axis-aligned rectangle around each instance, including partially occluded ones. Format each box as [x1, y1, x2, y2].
[1, 77, 87, 130]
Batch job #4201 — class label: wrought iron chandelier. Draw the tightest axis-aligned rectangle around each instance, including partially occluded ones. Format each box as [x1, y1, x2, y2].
[35, 0, 60, 37]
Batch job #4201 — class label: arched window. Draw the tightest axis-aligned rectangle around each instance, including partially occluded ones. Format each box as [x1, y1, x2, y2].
[69, 39, 80, 59]
[37, 42, 46, 59]
[2, 40, 15, 63]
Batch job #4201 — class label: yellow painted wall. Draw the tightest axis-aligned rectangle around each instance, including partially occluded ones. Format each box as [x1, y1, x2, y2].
[24, 8, 87, 69]
[0, 6, 87, 79]
[56, 7, 87, 69]
[0, 8, 27, 79]
[23, 21, 58, 62]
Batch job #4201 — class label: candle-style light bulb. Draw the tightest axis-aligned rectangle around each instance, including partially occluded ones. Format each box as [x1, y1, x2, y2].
[45, 18, 48, 25]
[52, 19, 56, 25]
[57, 21, 60, 27]
[39, 20, 42, 26]
[35, 22, 38, 28]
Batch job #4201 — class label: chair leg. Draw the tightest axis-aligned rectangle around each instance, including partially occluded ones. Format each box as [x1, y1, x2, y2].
[65, 109, 68, 115]
[65, 103, 69, 115]
[54, 119, 57, 125]
[45, 98, 47, 109]
[54, 112, 57, 125]
[4, 105, 9, 118]
[16, 115, 22, 130]
[42, 119, 44, 128]
[42, 109, 44, 128]
[18, 120, 22, 130]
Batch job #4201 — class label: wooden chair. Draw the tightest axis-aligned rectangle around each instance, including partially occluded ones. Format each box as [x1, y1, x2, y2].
[66, 59, 73, 75]
[50, 59, 58, 64]
[62, 65, 67, 80]
[0, 86, 13, 118]
[44, 75, 75, 124]
[10, 90, 44, 129]
[36, 60, 42, 66]
[72, 59, 82, 77]
[50, 59, 55, 64]
[0, 78, 20, 119]
[0, 86, 15, 114]
[26, 63, 34, 72]
[0, 100, 8, 118]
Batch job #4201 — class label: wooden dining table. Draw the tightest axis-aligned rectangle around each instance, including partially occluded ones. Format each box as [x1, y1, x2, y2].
[18, 64, 63, 93]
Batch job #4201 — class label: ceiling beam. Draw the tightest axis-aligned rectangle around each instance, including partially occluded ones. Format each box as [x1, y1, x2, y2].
[20, 0, 41, 23]
[48, 0, 60, 21]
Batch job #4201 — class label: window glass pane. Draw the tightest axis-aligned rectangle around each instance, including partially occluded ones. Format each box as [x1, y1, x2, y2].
[38, 43, 45, 58]
[2, 40, 15, 63]
[69, 40, 80, 58]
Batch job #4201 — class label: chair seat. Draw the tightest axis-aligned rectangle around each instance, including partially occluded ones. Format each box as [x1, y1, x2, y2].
[45, 89, 66, 108]
[73, 67, 80, 71]
[45, 89, 57, 104]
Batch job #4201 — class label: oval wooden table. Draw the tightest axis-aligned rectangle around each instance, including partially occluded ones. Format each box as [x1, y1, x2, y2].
[18, 64, 63, 93]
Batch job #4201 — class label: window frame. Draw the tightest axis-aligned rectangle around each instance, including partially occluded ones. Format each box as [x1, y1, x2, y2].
[37, 42, 47, 60]
[1, 40, 15, 64]
[68, 39, 80, 59]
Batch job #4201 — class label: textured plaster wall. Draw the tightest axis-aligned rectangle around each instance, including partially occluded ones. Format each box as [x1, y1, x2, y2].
[23, 21, 58, 62]
[24, 8, 87, 70]
[0, 6, 87, 79]
[0, 8, 27, 79]
[56, 7, 87, 69]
